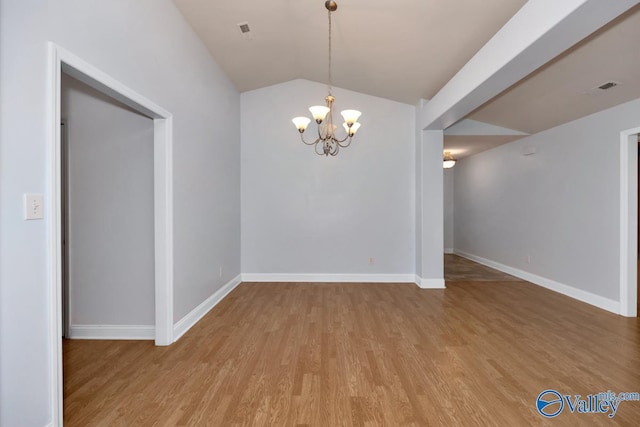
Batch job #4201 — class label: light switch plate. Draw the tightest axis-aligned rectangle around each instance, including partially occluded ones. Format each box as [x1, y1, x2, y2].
[24, 193, 44, 220]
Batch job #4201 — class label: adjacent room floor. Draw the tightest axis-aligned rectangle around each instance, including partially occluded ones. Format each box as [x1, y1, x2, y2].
[63, 256, 640, 426]
[444, 253, 522, 282]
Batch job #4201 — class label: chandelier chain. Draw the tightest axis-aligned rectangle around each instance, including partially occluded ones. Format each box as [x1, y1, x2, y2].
[328, 9, 332, 95]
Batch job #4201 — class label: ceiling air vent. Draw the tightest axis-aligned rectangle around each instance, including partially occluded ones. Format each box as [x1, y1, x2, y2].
[584, 81, 622, 96]
[237, 22, 253, 40]
[597, 81, 619, 90]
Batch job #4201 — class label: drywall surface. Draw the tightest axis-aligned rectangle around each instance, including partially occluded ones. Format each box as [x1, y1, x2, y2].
[415, 111, 424, 277]
[62, 75, 155, 327]
[416, 130, 444, 282]
[454, 97, 640, 301]
[241, 79, 415, 276]
[443, 168, 454, 251]
[0, 1, 240, 424]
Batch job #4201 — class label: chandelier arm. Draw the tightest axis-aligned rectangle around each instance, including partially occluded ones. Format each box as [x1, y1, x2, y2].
[333, 133, 350, 144]
[317, 125, 327, 141]
[337, 137, 353, 148]
[300, 133, 321, 146]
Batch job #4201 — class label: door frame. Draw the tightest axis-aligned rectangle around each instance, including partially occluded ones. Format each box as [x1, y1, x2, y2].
[619, 126, 639, 317]
[60, 120, 70, 338]
[47, 43, 175, 425]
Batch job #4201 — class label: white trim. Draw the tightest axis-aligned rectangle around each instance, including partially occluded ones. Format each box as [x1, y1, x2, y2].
[444, 248, 454, 254]
[47, 42, 175, 427]
[454, 250, 620, 314]
[241, 273, 417, 283]
[60, 120, 71, 339]
[153, 116, 174, 345]
[47, 43, 63, 427]
[415, 277, 446, 289]
[51, 46, 175, 343]
[173, 275, 242, 341]
[69, 325, 155, 340]
[620, 127, 640, 317]
[59, 51, 171, 119]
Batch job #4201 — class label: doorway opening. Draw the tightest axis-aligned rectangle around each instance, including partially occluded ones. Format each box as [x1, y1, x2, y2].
[61, 73, 156, 339]
[620, 127, 639, 317]
[47, 43, 174, 425]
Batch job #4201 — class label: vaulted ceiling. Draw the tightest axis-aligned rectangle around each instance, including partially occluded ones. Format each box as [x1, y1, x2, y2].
[173, 0, 640, 155]
[173, 0, 527, 103]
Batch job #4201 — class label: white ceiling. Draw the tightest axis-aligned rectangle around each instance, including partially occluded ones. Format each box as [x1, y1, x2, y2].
[173, 0, 527, 103]
[173, 0, 640, 158]
[444, 135, 525, 159]
[469, 4, 640, 134]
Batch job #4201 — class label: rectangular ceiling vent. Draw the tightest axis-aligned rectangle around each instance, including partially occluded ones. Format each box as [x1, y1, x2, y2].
[237, 22, 253, 40]
[597, 81, 620, 90]
[584, 81, 622, 96]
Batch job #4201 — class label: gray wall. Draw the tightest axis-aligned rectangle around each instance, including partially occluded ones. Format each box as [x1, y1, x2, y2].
[0, 1, 240, 424]
[62, 75, 155, 328]
[241, 79, 415, 276]
[443, 168, 454, 251]
[454, 98, 640, 300]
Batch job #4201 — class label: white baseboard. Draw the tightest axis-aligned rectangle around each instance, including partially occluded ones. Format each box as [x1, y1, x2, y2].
[173, 274, 242, 342]
[444, 248, 455, 254]
[241, 273, 417, 284]
[415, 276, 446, 289]
[69, 324, 154, 340]
[242, 273, 446, 290]
[453, 250, 620, 314]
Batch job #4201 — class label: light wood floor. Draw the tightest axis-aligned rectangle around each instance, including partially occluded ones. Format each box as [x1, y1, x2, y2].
[64, 263, 640, 426]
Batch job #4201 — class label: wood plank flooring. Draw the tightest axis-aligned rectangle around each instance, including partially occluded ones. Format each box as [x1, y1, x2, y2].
[64, 264, 640, 426]
[444, 254, 522, 282]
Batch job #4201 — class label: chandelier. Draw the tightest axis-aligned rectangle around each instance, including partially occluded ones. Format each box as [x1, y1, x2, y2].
[291, 1, 362, 156]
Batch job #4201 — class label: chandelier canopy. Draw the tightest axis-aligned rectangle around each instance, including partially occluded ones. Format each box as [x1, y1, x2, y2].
[291, 1, 362, 157]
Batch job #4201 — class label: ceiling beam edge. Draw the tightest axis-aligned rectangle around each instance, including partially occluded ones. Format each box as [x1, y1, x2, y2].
[418, 0, 640, 131]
